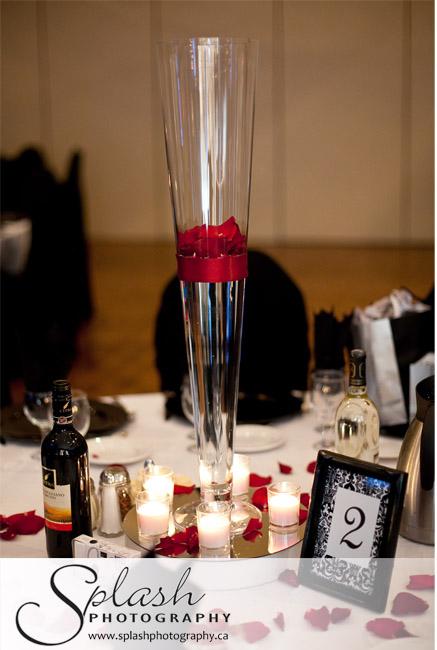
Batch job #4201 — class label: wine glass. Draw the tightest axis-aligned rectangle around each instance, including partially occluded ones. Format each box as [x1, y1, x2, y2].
[23, 391, 52, 437]
[311, 369, 345, 449]
[71, 389, 91, 437]
[24, 388, 91, 459]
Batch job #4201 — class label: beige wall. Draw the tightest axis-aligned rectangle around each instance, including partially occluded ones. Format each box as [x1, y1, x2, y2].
[1, 0, 434, 244]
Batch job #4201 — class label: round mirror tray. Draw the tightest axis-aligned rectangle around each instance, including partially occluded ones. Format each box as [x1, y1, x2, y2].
[122, 488, 306, 559]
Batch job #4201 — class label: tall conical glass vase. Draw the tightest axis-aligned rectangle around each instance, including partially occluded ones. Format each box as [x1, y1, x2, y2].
[157, 37, 259, 533]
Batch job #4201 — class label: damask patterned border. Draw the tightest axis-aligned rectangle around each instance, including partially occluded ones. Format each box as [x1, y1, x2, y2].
[311, 466, 390, 595]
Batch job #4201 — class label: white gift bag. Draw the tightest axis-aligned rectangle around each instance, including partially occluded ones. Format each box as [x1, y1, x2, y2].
[352, 289, 431, 427]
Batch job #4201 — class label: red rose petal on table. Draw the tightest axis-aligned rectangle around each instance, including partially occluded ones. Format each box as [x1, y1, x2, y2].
[278, 569, 299, 587]
[206, 609, 228, 633]
[185, 525, 198, 538]
[391, 592, 429, 616]
[166, 531, 188, 546]
[407, 575, 434, 591]
[14, 516, 44, 535]
[251, 487, 268, 511]
[3, 510, 35, 527]
[174, 484, 195, 495]
[299, 492, 311, 524]
[241, 622, 270, 644]
[242, 518, 262, 542]
[155, 532, 187, 556]
[1, 527, 17, 541]
[299, 507, 308, 525]
[155, 526, 200, 557]
[249, 473, 272, 488]
[306, 460, 317, 474]
[155, 543, 187, 557]
[331, 608, 351, 623]
[366, 618, 414, 639]
[278, 462, 292, 475]
[186, 529, 199, 556]
[2, 511, 44, 535]
[157, 534, 177, 548]
[304, 606, 330, 631]
[273, 612, 285, 631]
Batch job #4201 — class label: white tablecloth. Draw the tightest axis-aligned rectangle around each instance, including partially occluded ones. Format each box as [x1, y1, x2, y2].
[0, 393, 432, 558]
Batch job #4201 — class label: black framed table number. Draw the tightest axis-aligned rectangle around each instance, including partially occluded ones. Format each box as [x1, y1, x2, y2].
[299, 450, 408, 612]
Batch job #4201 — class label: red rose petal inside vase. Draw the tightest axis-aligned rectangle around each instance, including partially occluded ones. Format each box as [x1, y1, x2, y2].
[407, 575, 434, 591]
[177, 217, 247, 258]
[391, 592, 429, 616]
[304, 606, 330, 631]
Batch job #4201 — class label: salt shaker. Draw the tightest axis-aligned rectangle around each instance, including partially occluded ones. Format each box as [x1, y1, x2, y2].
[99, 465, 131, 537]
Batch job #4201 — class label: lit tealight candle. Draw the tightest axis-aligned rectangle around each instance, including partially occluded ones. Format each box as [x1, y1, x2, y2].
[196, 502, 231, 550]
[143, 466, 174, 504]
[136, 492, 170, 537]
[268, 482, 300, 528]
[232, 454, 250, 497]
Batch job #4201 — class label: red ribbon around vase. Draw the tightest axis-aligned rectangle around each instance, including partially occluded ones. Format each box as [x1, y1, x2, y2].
[176, 217, 248, 282]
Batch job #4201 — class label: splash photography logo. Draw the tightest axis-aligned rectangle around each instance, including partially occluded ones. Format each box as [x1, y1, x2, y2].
[3, 559, 231, 648]
[0, 558, 434, 649]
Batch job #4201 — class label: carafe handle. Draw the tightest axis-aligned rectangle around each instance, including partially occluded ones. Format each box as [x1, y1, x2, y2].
[420, 403, 434, 491]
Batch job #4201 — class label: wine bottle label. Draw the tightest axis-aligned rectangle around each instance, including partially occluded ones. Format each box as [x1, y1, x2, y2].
[53, 415, 73, 425]
[42, 467, 73, 531]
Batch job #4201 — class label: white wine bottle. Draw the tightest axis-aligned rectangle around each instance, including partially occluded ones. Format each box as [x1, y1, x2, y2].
[334, 349, 379, 463]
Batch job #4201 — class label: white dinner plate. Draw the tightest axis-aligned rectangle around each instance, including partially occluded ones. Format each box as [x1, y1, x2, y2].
[188, 425, 285, 453]
[235, 425, 285, 453]
[87, 433, 148, 465]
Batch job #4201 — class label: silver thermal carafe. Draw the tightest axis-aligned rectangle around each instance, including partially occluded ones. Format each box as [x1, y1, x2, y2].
[397, 375, 434, 545]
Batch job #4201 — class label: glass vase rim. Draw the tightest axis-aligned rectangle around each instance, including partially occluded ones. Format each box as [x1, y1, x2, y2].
[142, 464, 174, 477]
[136, 490, 171, 504]
[196, 500, 233, 515]
[156, 36, 259, 47]
[268, 481, 301, 495]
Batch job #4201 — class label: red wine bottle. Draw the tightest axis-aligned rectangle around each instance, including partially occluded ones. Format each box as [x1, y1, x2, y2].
[41, 380, 92, 557]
